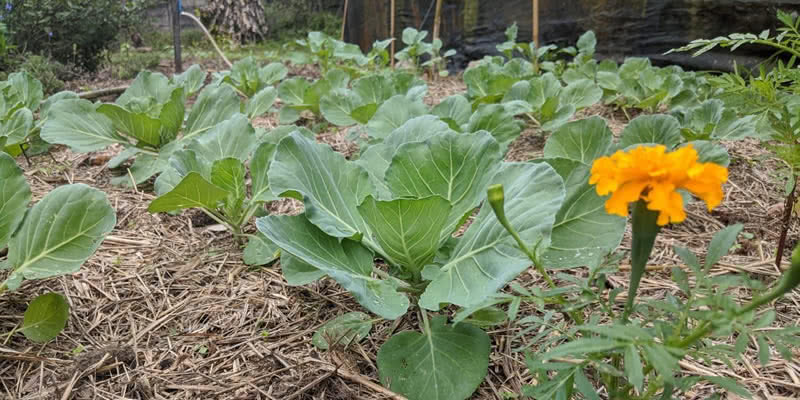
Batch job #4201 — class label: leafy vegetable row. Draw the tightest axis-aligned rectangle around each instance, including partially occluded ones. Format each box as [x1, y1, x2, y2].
[0, 152, 115, 342]
[1, 16, 796, 400]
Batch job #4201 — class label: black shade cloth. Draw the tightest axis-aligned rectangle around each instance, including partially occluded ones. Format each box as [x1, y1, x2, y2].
[344, 0, 800, 71]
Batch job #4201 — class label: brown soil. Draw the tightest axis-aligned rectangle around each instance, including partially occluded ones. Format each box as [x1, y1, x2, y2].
[1, 70, 798, 400]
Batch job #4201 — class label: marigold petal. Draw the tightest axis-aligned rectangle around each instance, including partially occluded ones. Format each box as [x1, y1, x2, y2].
[686, 164, 705, 179]
[604, 180, 648, 217]
[668, 145, 699, 167]
[698, 189, 724, 211]
[666, 190, 687, 224]
[589, 143, 728, 223]
[644, 182, 686, 225]
[644, 181, 675, 210]
[682, 163, 728, 211]
[590, 156, 620, 195]
[621, 145, 668, 182]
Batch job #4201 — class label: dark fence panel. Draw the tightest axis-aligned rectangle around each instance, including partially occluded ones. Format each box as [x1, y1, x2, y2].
[344, 0, 800, 71]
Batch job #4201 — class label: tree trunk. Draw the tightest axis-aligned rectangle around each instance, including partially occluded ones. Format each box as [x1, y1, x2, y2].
[200, 0, 268, 44]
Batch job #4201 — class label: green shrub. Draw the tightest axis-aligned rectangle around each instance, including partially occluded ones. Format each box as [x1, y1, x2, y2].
[181, 29, 209, 50]
[0, 22, 14, 67]
[305, 10, 340, 37]
[17, 55, 69, 95]
[263, 0, 340, 39]
[0, 54, 72, 95]
[2, 0, 150, 71]
[140, 30, 173, 51]
[108, 44, 162, 80]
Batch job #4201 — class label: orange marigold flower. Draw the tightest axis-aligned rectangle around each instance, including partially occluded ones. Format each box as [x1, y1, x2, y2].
[589, 144, 728, 225]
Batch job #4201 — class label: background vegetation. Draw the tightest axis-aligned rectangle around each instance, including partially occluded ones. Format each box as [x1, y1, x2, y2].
[0, 0, 342, 94]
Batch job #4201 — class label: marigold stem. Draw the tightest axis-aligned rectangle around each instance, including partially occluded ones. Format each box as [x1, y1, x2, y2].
[775, 179, 796, 268]
[622, 200, 661, 322]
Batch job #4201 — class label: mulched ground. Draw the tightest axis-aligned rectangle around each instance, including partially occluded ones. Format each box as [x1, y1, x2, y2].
[1, 68, 799, 400]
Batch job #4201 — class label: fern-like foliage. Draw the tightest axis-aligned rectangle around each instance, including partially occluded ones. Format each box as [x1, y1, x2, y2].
[667, 10, 800, 59]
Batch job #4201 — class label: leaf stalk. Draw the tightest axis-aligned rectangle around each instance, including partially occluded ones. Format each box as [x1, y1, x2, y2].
[487, 184, 584, 324]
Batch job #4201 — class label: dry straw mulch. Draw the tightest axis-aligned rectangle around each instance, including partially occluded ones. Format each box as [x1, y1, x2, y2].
[1, 75, 799, 400]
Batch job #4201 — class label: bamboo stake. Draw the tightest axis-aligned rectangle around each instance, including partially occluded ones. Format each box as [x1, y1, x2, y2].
[341, 0, 349, 41]
[432, 0, 443, 41]
[432, 0, 443, 78]
[532, 0, 540, 48]
[390, 0, 396, 69]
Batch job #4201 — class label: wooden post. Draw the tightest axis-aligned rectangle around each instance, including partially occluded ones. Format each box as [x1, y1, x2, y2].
[432, 0, 443, 78]
[171, 0, 183, 73]
[390, 0, 396, 69]
[532, 0, 539, 49]
[341, 0, 349, 41]
[432, 0, 443, 41]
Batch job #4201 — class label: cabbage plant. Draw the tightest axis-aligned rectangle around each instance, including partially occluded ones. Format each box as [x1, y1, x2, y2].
[0, 71, 43, 154]
[149, 120, 314, 265]
[41, 66, 244, 186]
[463, 57, 534, 106]
[319, 70, 427, 127]
[254, 113, 627, 400]
[213, 56, 287, 98]
[0, 71, 77, 157]
[503, 72, 603, 131]
[0, 153, 116, 342]
[598, 58, 686, 116]
[288, 31, 382, 76]
[497, 23, 558, 70]
[463, 60, 603, 132]
[277, 68, 350, 124]
[344, 93, 527, 154]
[671, 99, 759, 141]
[395, 27, 456, 77]
[208, 57, 287, 120]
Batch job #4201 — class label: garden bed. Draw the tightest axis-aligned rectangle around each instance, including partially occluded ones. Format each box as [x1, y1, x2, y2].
[1, 72, 798, 399]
